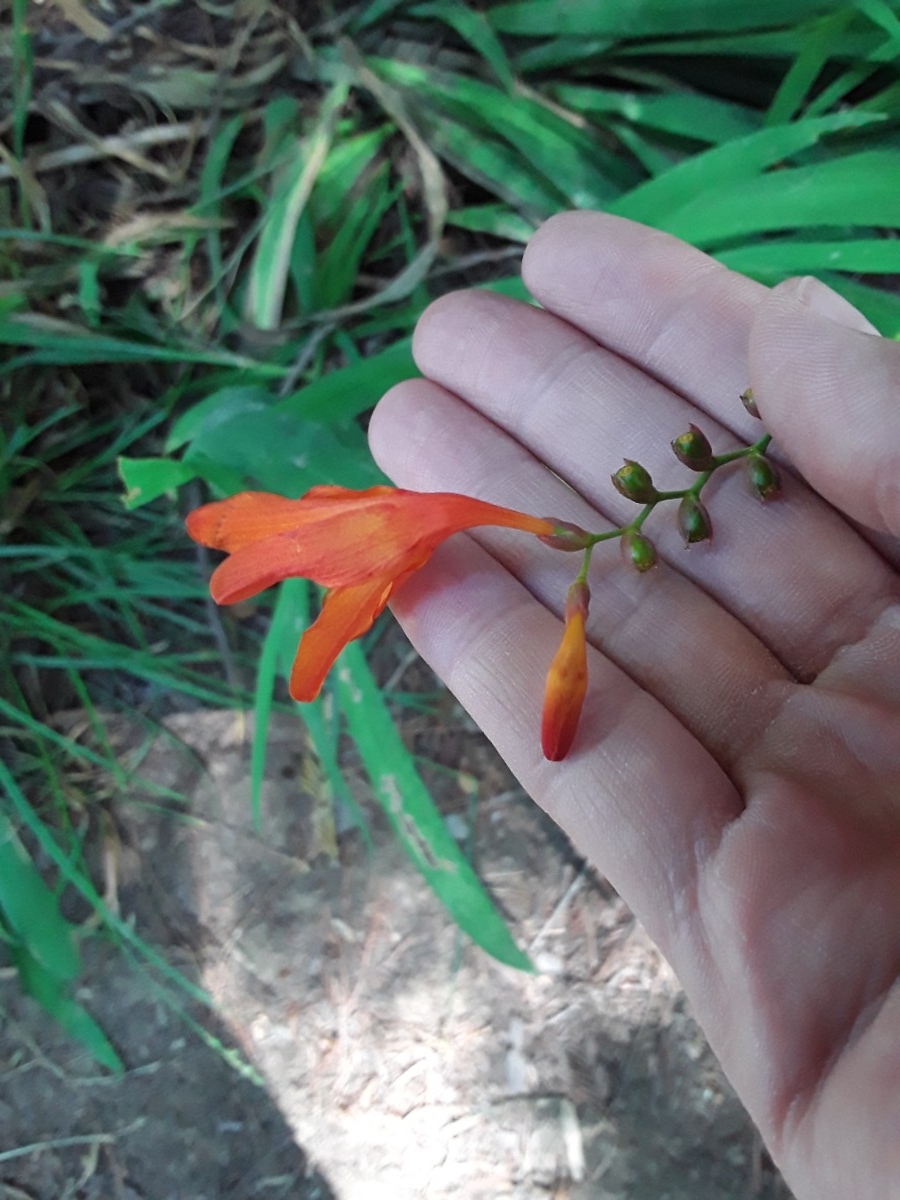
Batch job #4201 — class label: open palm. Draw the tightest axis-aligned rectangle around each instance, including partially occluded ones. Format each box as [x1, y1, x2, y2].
[368, 213, 900, 1200]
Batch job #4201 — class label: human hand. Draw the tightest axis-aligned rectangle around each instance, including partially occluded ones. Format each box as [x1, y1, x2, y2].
[367, 212, 900, 1200]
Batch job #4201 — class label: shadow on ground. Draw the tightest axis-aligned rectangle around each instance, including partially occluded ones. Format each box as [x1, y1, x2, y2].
[3, 704, 794, 1200]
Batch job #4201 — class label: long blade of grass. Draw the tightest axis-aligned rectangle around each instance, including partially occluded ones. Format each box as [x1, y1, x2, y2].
[334, 642, 532, 971]
[410, 1, 516, 90]
[489, 0, 843, 37]
[610, 109, 883, 226]
[245, 82, 349, 330]
[374, 58, 636, 204]
[276, 337, 416, 424]
[11, 949, 123, 1074]
[658, 150, 900, 245]
[0, 758, 213, 1009]
[0, 313, 283, 373]
[715, 238, 900, 275]
[550, 83, 762, 143]
[0, 817, 80, 981]
[765, 8, 855, 125]
[275, 580, 372, 844]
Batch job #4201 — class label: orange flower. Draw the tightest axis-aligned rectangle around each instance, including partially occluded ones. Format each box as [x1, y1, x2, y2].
[541, 580, 590, 762]
[186, 485, 561, 703]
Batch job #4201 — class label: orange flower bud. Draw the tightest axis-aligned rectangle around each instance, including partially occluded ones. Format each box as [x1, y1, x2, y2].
[671, 424, 713, 472]
[541, 581, 589, 762]
[611, 460, 657, 504]
[677, 495, 712, 545]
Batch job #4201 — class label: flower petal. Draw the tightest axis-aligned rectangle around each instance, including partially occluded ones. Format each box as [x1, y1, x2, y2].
[185, 492, 313, 552]
[208, 532, 315, 604]
[191, 486, 560, 597]
[288, 577, 395, 702]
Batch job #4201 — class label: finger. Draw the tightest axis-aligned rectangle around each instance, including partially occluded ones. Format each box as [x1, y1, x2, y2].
[382, 525, 740, 962]
[749, 276, 900, 539]
[520, 211, 765, 432]
[369, 378, 792, 775]
[404, 286, 896, 685]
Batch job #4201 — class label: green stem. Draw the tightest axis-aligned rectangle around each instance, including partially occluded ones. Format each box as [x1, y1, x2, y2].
[575, 545, 593, 585]
[579, 429, 776, 552]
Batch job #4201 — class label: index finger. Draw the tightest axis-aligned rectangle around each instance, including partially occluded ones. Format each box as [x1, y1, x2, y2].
[521, 211, 874, 428]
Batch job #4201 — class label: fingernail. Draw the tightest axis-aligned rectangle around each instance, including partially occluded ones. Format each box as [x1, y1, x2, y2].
[779, 276, 878, 334]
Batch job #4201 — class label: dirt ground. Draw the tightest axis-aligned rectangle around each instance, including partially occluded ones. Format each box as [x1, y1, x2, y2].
[1, 691, 796, 1200]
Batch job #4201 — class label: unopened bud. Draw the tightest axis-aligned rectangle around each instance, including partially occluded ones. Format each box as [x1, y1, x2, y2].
[620, 530, 657, 573]
[565, 578, 590, 620]
[542, 580, 590, 762]
[671, 424, 714, 472]
[677, 495, 712, 545]
[539, 520, 593, 551]
[746, 453, 780, 501]
[611, 459, 657, 504]
[740, 387, 760, 419]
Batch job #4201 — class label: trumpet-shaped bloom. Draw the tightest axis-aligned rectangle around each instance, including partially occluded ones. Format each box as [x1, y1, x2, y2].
[186, 485, 561, 703]
[541, 581, 590, 762]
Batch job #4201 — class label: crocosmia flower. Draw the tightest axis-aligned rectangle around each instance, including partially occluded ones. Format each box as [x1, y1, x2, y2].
[541, 580, 590, 762]
[186, 485, 563, 704]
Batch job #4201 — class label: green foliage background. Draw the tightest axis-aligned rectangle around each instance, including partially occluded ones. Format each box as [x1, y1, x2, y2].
[2, 0, 899, 1066]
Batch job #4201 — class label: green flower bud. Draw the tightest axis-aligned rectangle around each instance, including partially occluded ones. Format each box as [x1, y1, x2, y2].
[620, 530, 657, 572]
[740, 387, 760, 419]
[671, 424, 713, 472]
[746, 453, 780, 501]
[677, 495, 712, 545]
[539, 521, 593, 551]
[611, 459, 657, 504]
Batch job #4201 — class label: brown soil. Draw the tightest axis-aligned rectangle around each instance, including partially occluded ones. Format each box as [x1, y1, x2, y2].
[1, 701, 794, 1200]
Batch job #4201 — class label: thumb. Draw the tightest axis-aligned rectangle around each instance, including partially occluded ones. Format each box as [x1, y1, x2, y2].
[748, 276, 900, 537]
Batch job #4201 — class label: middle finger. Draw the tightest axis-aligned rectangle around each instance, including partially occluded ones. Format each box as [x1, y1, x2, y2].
[407, 287, 896, 683]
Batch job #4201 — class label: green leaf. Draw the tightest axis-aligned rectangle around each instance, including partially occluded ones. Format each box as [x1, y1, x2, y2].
[374, 57, 635, 206]
[276, 338, 416, 425]
[334, 642, 533, 971]
[0, 312, 280, 373]
[250, 610, 280, 835]
[309, 126, 392, 227]
[765, 8, 855, 125]
[489, 0, 848, 37]
[610, 109, 884, 227]
[659, 150, 900, 245]
[274, 581, 372, 844]
[12, 949, 123, 1074]
[551, 83, 762, 144]
[447, 204, 537, 242]
[410, 1, 516, 90]
[181, 405, 384, 496]
[245, 82, 349, 330]
[118, 456, 199, 509]
[0, 817, 80, 981]
[716, 238, 900, 275]
[313, 163, 397, 308]
[165, 385, 273, 452]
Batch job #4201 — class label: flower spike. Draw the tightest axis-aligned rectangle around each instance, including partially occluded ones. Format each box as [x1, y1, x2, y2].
[186, 390, 777, 760]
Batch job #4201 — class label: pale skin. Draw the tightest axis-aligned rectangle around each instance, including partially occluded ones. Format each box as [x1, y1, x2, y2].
[367, 212, 900, 1200]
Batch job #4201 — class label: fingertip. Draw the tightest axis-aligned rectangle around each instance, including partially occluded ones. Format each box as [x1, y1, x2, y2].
[367, 378, 425, 477]
[767, 276, 879, 335]
[749, 285, 900, 536]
